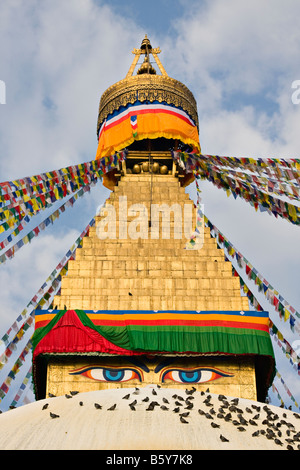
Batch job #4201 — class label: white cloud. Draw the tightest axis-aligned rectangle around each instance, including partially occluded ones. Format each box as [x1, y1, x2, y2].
[0, 0, 143, 178]
[0, 0, 299, 409]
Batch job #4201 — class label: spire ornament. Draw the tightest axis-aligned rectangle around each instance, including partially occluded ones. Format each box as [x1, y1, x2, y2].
[97, 36, 199, 138]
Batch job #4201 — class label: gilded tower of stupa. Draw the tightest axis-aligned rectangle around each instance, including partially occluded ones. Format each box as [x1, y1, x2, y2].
[32, 36, 275, 406]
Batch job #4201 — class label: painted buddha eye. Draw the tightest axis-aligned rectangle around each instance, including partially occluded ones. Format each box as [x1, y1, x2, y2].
[69, 366, 143, 383]
[161, 368, 233, 384]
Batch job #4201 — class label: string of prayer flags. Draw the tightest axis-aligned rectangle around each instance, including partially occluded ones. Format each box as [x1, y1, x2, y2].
[0, 169, 94, 236]
[0, 215, 95, 355]
[269, 319, 300, 374]
[0, 150, 127, 207]
[270, 381, 285, 408]
[274, 369, 300, 409]
[0, 150, 126, 237]
[0, 184, 92, 264]
[196, 156, 300, 203]
[0, 310, 36, 371]
[9, 366, 32, 408]
[0, 338, 32, 402]
[172, 151, 300, 182]
[171, 150, 300, 225]
[202, 209, 300, 333]
[196, 163, 300, 226]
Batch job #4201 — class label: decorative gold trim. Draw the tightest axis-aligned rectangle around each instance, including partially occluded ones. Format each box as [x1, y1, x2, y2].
[97, 74, 198, 135]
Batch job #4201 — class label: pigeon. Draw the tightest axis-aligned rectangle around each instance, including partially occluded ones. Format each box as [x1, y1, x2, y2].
[185, 387, 196, 395]
[274, 439, 283, 446]
[150, 401, 160, 407]
[172, 394, 178, 399]
[94, 403, 102, 409]
[173, 407, 180, 413]
[185, 403, 193, 410]
[220, 434, 229, 442]
[129, 400, 137, 407]
[79, 401, 83, 406]
[237, 427, 246, 432]
[175, 401, 183, 407]
[249, 419, 258, 426]
[107, 404, 117, 411]
[48, 393, 56, 398]
[42, 403, 49, 410]
[198, 409, 205, 415]
[231, 398, 239, 405]
[180, 416, 189, 424]
[286, 438, 295, 444]
[65, 394, 72, 399]
[162, 398, 169, 404]
[176, 396, 184, 401]
[229, 406, 237, 412]
[211, 422, 220, 428]
[179, 412, 190, 418]
[128, 292, 133, 296]
[152, 389, 157, 395]
[122, 394, 130, 400]
[205, 413, 213, 420]
[251, 405, 260, 411]
[142, 397, 149, 402]
[238, 415, 248, 426]
[252, 431, 260, 437]
[218, 394, 227, 401]
[146, 403, 155, 411]
[70, 391, 79, 396]
[129, 404, 136, 411]
[50, 412, 59, 419]
[245, 407, 252, 414]
[160, 405, 169, 411]
[133, 388, 140, 395]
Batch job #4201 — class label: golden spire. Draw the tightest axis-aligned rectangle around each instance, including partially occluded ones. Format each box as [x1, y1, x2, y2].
[97, 36, 199, 136]
[126, 35, 168, 78]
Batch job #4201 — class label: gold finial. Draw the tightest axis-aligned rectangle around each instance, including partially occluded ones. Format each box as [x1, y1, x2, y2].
[126, 35, 168, 78]
[140, 34, 152, 51]
[137, 35, 156, 75]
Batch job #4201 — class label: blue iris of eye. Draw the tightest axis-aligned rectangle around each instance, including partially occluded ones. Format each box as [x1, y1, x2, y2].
[103, 369, 125, 382]
[178, 371, 201, 383]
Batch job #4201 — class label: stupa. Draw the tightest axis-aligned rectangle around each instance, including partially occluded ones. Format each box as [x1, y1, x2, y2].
[31, 36, 275, 404]
[0, 37, 290, 452]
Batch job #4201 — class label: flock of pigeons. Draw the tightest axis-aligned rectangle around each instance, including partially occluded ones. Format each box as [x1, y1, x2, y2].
[42, 386, 300, 450]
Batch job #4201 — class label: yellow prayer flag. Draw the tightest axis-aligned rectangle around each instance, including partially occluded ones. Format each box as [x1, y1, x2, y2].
[284, 308, 290, 322]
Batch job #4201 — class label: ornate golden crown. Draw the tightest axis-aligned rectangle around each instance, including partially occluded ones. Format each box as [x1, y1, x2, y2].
[97, 35, 199, 136]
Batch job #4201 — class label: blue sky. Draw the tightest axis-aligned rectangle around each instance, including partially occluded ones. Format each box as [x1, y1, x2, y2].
[0, 0, 300, 409]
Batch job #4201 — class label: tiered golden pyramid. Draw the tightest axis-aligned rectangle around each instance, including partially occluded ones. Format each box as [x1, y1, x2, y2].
[53, 152, 249, 313]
